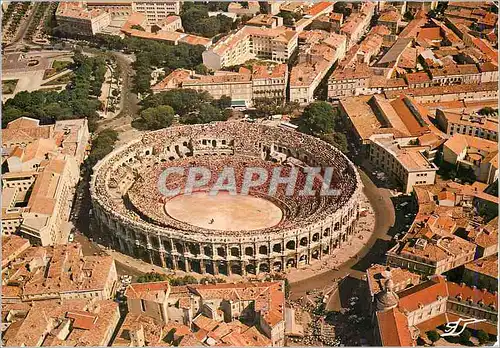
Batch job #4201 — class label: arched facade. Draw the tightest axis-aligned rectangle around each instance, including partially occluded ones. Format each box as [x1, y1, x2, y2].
[90, 122, 363, 275]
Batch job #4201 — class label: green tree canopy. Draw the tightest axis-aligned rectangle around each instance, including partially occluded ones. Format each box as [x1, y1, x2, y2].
[87, 128, 119, 167]
[137, 272, 168, 283]
[134, 105, 175, 130]
[426, 330, 440, 345]
[477, 330, 490, 345]
[298, 101, 336, 135]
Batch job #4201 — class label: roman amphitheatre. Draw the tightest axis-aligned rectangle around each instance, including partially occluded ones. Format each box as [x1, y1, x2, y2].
[90, 121, 363, 276]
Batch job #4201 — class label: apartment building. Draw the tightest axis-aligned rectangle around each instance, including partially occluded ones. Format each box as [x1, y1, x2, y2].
[119, 281, 287, 346]
[202, 26, 298, 70]
[2, 117, 90, 166]
[436, 109, 498, 141]
[87, 1, 133, 16]
[340, 2, 375, 49]
[1, 117, 89, 245]
[429, 64, 481, 86]
[131, 0, 180, 23]
[328, 63, 373, 98]
[386, 219, 476, 275]
[2, 298, 120, 346]
[290, 32, 347, 104]
[121, 12, 211, 47]
[443, 134, 498, 184]
[377, 9, 402, 35]
[56, 2, 111, 36]
[246, 14, 283, 29]
[2, 240, 118, 302]
[463, 254, 498, 292]
[19, 158, 79, 246]
[384, 81, 498, 103]
[152, 64, 288, 107]
[464, 217, 498, 258]
[369, 135, 438, 194]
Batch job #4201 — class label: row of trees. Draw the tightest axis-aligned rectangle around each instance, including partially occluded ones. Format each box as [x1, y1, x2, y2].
[133, 89, 231, 130]
[136, 272, 226, 286]
[49, 31, 206, 97]
[87, 128, 119, 168]
[2, 52, 107, 131]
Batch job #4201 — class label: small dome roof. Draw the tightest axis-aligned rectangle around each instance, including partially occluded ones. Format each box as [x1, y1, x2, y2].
[375, 289, 399, 311]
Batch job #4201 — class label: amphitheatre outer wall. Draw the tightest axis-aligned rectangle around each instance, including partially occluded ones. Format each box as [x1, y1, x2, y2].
[90, 122, 364, 276]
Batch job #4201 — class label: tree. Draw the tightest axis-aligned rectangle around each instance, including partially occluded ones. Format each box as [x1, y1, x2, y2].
[134, 105, 175, 130]
[277, 11, 295, 26]
[169, 275, 198, 286]
[87, 128, 119, 167]
[459, 329, 472, 344]
[477, 330, 489, 345]
[194, 63, 209, 75]
[181, 103, 228, 124]
[320, 132, 349, 154]
[137, 272, 168, 283]
[298, 101, 336, 135]
[426, 330, 440, 346]
[213, 95, 232, 109]
[478, 106, 496, 115]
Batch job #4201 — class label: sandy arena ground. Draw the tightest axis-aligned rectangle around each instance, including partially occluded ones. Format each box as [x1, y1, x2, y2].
[164, 191, 283, 231]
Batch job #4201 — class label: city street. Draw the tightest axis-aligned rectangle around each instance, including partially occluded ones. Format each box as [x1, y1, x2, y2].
[289, 168, 395, 299]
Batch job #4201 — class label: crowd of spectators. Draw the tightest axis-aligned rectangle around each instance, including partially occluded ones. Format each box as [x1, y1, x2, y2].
[91, 121, 361, 238]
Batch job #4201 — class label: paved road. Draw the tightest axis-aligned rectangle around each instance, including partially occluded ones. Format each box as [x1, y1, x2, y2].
[289, 168, 395, 300]
[5, 2, 38, 50]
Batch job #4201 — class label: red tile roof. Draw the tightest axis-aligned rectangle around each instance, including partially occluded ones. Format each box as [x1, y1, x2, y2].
[376, 308, 415, 346]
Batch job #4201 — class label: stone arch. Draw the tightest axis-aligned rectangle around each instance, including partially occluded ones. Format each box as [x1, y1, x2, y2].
[231, 263, 242, 275]
[205, 262, 215, 275]
[162, 240, 172, 252]
[259, 263, 269, 273]
[188, 243, 199, 255]
[190, 260, 201, 273]
[166, 256, 174, 269]
[217, 247, 226, 257]
[259, 245, 268, 255]
[323, 245, 330, 254]
[204, 246, 212, 257]
[273, 243, 282, 253]
[286, 258, 296, 268]
[334, 222, 340, 231]
[245, 246, 254, 256]
[286, 240, 296, 250]
[218, 262, 228, 275]
[177, 259, 185, 271]
[324, 227, 330, 237]
[299, 254, 307, 264]
[245, 264, 256, 275]
[299, 237, 308, 246]
[273, 261, 282, 272]
[312, 249, 320, 260]
[312, 233, 320, 242]
[230, 247, 240, 257]
[175, 242, 184, 254]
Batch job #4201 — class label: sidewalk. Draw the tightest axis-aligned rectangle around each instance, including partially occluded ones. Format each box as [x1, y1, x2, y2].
[286, 192, 375, 283]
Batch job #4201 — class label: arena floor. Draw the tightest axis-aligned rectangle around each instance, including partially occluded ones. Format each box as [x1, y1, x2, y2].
[164, 191, 283, 231]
